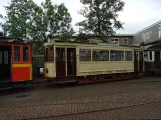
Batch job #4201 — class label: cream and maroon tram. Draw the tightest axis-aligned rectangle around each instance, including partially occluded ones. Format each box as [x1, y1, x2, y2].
[44, 40, 144, 84]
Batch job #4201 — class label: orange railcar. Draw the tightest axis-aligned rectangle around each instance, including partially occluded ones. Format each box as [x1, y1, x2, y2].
[0, 40, 32, 88]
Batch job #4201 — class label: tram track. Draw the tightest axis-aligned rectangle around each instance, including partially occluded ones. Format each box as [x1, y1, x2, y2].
[16, 99, 161, 120]
[0, 100, 146, 108]
[1, 89, 161, 109]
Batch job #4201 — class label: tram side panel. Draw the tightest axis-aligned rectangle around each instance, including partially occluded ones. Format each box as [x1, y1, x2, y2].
[76, 47, 134, 84]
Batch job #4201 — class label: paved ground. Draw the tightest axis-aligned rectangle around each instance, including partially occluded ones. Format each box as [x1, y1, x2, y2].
[1, 76, 161, 120]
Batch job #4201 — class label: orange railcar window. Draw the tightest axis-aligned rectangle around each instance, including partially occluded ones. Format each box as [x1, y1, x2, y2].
[14, 46, 20, 62]
[23, 46, 29, 62]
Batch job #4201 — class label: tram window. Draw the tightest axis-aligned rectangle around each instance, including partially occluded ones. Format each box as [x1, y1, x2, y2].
[92, 49, 109, 61]
[4, 51, 8, 64]
[149, 51, 152, 60]
[79, 49, 91, 61]
[0, 51, 2, 64]
[139, 52, 143, 61]
[56, 48, 65, 61]
[23, 46, 29, 62]
[14, 46, 20, 62]
[45, 47, 49, 61]
[125, 51, 132, 61]
[49, 46, 54, 61]
[110, 50, 124, 61]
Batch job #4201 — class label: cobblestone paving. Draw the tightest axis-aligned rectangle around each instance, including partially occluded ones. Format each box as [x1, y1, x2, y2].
[0, 76, 161, 120]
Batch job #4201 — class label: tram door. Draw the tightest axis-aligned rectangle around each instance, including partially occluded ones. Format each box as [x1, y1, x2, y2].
[154, 51, 161, 69]
[139, 51, 144, 72]
[56, 48, 66, 77]
[0, 46, 11, 81]
[134, 51, 139, 73]
[67, 48, 76, 76]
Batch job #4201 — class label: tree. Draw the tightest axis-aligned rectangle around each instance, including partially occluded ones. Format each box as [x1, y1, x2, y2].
[56, 3, 75, 40]
[0, 0, 46, 55]
[1, 0, 38, 40]
[76, 0, 125, 39]
[41, 1, 74, 40]
[0, 0, 74, 54]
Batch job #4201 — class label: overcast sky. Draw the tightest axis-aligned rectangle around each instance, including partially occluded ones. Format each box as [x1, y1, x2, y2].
[0, 0, 161, 34]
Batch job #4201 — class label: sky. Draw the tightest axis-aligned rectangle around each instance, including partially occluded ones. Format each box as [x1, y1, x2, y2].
[0, 0, 161, 34]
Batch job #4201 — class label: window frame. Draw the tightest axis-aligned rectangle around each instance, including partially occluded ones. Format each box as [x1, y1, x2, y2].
[125, 51, 132, 61]
[149, 51, 153, 61]
[49, 46, 54, 62]
[110, 38, 119, 45]
[45, 47, 49, 62]
[110, 50, 124, 61]
[22, 46, 29, 62]
[92, 49, 109, 61]
[12, 44, 31, 63]
[56, 48, 65, 62]
[79, 48, 91, 62]
[45, 45, 54, 62]
[123, 38, 128, 45]
[13, 45, 21, 62]
[4, 51, 8, 64]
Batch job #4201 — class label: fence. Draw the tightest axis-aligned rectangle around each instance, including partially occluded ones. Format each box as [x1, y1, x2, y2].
[32, 55, 44, 77]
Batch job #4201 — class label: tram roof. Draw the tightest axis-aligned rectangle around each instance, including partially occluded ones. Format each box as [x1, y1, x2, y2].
[44, 39, 142, 49]
[0, 36, 32, 45]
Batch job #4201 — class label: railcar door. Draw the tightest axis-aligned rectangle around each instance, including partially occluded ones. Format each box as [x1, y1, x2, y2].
[154, 51, 161, 69]
[0, 46, 11, 82]
[56, 48, 66, 77]
[134, 51, 139, 73]
[67, 48, 76, 76]
[139, 51, 144, 72]
[12, 45, 32, 82]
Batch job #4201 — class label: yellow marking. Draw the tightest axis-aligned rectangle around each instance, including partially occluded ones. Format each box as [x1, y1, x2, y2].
[12, 64, 31, 67]
[12, 64, 32, 80]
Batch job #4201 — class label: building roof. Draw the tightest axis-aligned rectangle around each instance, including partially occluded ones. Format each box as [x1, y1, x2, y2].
[134, 20, 161, 35]
[112, 34, 133, 37]
[72, 34, 134, 37]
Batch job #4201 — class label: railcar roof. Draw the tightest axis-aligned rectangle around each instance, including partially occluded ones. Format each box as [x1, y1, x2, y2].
[0, 41, 32, 45]
[44, 40, 143, 50]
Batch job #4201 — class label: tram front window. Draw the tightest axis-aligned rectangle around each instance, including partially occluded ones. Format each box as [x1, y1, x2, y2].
[14, 46, 20, 62]
[23, 46, 29, 62]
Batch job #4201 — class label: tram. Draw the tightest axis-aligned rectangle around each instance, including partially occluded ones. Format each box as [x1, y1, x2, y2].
[0, 38, 32, 88]
[44, 39, 144, 84]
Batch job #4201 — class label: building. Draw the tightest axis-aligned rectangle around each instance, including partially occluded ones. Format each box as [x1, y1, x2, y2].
[109, 34, 133, 46]
[133, 20, 161, 74]
[80, 34, 134, 46]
